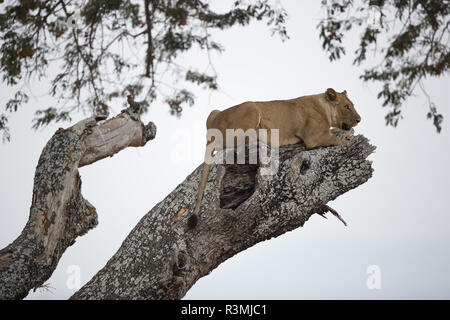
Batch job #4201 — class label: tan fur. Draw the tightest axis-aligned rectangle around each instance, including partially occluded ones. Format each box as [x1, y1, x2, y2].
[192, 88, 361, 220]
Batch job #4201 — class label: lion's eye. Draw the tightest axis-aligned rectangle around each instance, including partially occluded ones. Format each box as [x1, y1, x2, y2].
[345, 105, 351, 111]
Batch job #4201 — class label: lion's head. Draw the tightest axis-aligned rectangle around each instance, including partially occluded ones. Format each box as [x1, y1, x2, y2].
[325, 88, 361, 130]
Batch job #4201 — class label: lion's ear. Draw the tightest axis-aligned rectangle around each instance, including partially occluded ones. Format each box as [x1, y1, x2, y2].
[325, 88, 337, 101]
[342, 90, 347, 96]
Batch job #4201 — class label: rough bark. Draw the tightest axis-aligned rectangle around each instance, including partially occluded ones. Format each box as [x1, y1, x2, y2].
[71, 130, 375, 300]
[0, 107, 156, 300]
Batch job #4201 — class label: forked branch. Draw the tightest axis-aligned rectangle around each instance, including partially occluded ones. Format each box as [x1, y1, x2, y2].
[0, 100, 156, 300]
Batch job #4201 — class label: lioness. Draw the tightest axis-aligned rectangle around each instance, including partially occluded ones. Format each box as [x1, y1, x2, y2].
[188, 88, 361, 229]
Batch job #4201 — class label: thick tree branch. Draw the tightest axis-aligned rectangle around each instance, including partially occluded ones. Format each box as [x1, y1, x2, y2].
[72, 131, 375, 300]
[0, 104, 156, 300]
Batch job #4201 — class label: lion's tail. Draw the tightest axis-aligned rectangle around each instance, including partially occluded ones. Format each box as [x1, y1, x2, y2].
[188, 109, 220, 229]
[188, 162, 211, 229]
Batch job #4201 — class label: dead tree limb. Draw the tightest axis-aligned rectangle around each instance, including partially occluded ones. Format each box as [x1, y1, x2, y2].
[0, 105, 156, 300]
[71, 131, 375, 300]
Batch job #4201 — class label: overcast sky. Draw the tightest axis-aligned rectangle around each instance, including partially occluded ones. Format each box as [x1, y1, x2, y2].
[1, 1, 450, 299]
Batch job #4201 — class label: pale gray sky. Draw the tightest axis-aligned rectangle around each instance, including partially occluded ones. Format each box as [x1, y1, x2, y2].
[1, 1, 449, 299]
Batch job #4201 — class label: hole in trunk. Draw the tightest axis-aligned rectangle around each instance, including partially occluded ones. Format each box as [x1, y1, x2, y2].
[219, 145, 259, 209]
[220, 163, 258, 210]
[218, 142, 307, 210]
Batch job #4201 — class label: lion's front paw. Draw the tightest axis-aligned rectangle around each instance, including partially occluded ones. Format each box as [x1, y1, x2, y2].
[331, 128, 342, 134]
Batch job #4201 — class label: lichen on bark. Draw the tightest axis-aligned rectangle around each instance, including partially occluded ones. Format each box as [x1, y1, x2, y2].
[71, 131, 375, 300]
[0, 110, 156, 300]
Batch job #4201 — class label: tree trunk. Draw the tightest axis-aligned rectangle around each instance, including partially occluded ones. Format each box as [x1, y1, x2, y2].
[0, 107, 156, 300]
[71, 131, 375, 300]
